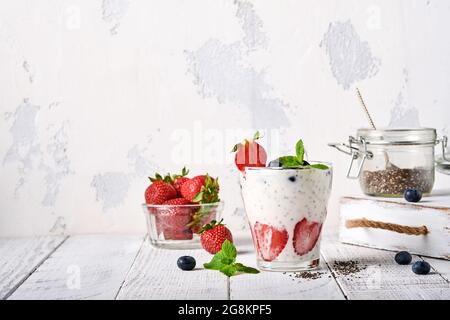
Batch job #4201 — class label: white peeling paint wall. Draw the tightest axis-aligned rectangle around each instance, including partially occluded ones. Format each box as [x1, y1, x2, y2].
[1, 0, 449, 236]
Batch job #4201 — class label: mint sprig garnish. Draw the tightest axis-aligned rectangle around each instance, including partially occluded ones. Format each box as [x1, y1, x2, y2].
[203, 240, 259, 277]
[278, 139, 329, 170]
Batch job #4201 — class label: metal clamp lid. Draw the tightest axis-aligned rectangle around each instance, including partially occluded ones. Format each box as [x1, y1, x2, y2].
[328, 136, 373, 179]
[438, 136, 449, 162]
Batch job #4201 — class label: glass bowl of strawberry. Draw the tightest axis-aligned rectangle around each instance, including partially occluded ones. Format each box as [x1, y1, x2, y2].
[142, 169, 223, 249]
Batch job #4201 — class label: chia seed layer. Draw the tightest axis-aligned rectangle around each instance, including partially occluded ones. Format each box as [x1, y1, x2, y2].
[361, 167, 434, 196]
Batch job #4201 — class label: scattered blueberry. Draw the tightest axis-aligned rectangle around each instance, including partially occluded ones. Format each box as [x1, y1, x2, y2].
[288, 176, 296, 182]
[404, 188, 422, 202]
[412, 261, 431, 275]
[268, 158, 281, 167]
[177, 256, 196, 271]
[303, 160, 310, 166]
[394, 251, 412, 265]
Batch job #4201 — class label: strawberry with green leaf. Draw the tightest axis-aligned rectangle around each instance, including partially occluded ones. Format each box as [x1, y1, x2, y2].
[172, 166, 190, 195]
[232, 131, 267, 172]
[145, 179, 177, 205]
[199, 219, 233, 254]
[180, 174, 219, 203]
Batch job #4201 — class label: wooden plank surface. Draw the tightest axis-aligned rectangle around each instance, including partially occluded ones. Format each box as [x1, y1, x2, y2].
[0, 236, 66, 300]
[321, 241, 450, 300]
[422, 256, 450, 282]
[8, 234, 144, 300]
[229, 235, 346, 300]
[116, 239, 228, 300]
[2, 233, 448, 300]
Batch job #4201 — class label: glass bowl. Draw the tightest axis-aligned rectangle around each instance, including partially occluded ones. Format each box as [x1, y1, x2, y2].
[142, 202, 224, 249]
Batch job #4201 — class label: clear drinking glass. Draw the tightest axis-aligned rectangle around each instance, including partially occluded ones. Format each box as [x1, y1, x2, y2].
[240, 164, 332, 271]
[142, 202, 223, 249]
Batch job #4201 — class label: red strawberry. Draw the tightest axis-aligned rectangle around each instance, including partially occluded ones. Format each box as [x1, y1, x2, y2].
[145, 181, 177, 205]
[147, 167, 189, 199]
[155, 198, 194, 240]
[174, 177, 189, 195]
[180, 175, 205, 201]
[199, 220, 233, 254]
[232, 131, 267, 172]
[254, 222, 288, 262]
[190, 210, 216, 234]
[180, 174, 219, 203]
[170, 167, 190, 195]
[292, 218, 322, 256]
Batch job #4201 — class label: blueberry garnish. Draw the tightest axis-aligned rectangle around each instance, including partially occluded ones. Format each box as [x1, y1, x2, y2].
[404, 188, 422, 203]
[412, 261, 431, 275]
[288, 176, 296, 182]
[268, 158, 281, 167]
[394, 251, 412, 265]
[303, 160, 310, 166]
[177, 256, 196, 271]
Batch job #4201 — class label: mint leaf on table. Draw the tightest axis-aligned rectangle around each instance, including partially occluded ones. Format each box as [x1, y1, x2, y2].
[204, 240, 259, 277]
[220, 264, 237, 277]
[235, 263, 259, 274]
[221, 239, 237, 260]
[203, 251, 227, 270]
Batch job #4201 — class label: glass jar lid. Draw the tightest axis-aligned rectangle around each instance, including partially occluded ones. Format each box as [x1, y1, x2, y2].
[356, 128, 437, 145]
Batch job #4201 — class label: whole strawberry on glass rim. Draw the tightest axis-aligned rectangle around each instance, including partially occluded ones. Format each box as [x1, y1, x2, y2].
[143, 167, 223, 248]
[231, 131, 267, 173]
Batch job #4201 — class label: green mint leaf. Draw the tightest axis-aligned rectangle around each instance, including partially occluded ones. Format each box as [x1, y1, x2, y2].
[235, 263, 260, 274]
[221, 257, 234, 265]
[295, 139, 305, 164]
[204, 241, 260, 277]
[203, 239, 236, 271]
[253, 131, 261, 140]
[220, 264, 237, 277]
[204, 251, 228, 270]
[308, 163, 330, 170]
[279, 156, 302, 168]
[221, 240, 237, 261]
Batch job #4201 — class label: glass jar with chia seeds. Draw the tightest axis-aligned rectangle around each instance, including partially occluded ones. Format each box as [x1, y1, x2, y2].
[329, 128, 448, 197]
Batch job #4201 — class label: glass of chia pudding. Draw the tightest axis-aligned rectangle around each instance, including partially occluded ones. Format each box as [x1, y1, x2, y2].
[240, 164, 333, 272]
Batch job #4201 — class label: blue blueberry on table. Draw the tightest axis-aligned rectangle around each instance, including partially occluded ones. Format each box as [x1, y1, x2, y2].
[268, 158, 281, 167]
[288, 176, 296, 182]
[303, 160, 310, 166]
[404, 188, 422, 202]
[177, 256, 196, 271]
[394, 251, 412, 265]
[412, 261, 431, 275]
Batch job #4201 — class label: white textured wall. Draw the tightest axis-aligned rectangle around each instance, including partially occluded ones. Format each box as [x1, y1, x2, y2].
[1, 0, 449, 236]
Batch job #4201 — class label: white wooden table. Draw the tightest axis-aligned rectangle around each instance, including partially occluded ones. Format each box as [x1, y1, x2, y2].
[1, 232, 449, 300]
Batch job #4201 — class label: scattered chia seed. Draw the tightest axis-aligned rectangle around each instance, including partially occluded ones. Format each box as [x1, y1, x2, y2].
[361, 167, 433, 196]
[332, 260, 366, 276]
[286, 271, 325, 281]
